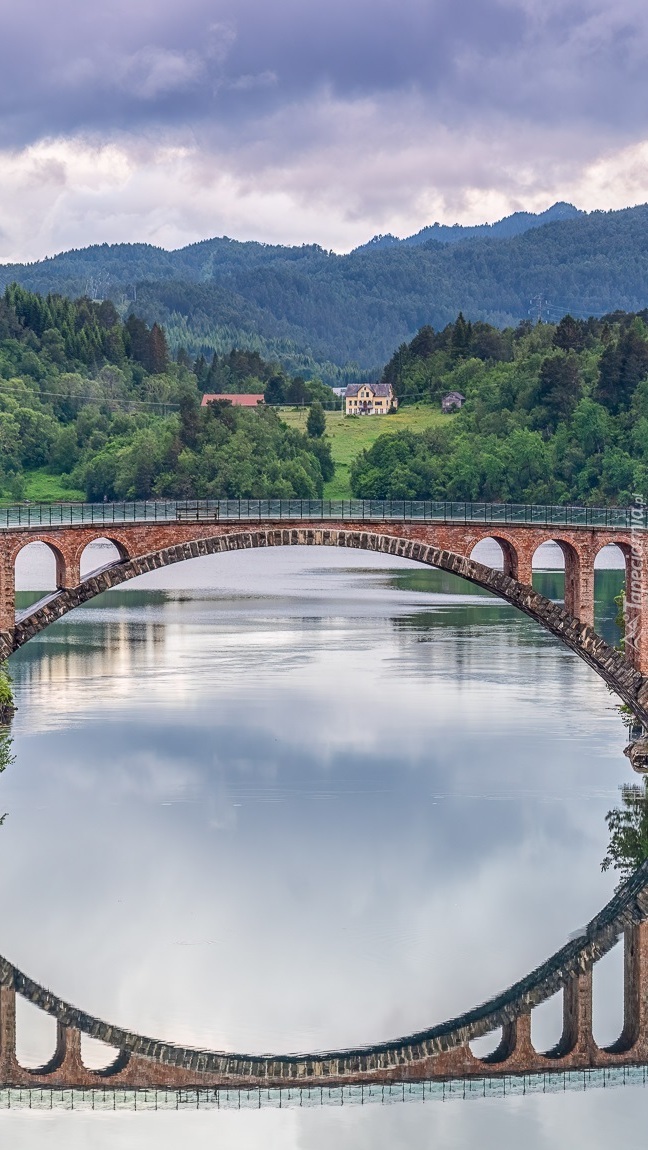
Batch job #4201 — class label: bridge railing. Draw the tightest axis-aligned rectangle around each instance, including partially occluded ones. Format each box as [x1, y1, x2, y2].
[0, 499, 645, 530]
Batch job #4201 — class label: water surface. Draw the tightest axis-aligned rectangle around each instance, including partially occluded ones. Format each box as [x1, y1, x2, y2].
[0, 543, 639, 1148]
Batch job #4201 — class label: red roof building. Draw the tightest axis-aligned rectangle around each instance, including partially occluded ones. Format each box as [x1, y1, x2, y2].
[201, 394, 265, 407]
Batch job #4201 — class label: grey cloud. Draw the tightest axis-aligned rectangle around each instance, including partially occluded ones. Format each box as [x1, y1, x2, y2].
[110, 47, 207, 101]
[2, 0, 648, 259]
[2, 0, 648, 148]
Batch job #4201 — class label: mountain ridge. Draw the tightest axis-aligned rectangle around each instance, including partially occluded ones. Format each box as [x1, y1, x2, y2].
[1, 201, 582, 268]
[354, 201, 582, 250]
[2, 202, 648, 378]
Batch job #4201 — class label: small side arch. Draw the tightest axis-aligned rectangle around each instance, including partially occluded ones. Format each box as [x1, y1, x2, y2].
[77, 536, 131, 581]
[532, 537, 585, 619]
[593, 538, 634, 575]
[470, 535, 520, 578]
[594, 539, 641, 666]
[13, 539, 68, 590]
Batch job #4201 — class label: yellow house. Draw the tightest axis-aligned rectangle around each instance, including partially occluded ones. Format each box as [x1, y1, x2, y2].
[344, 382, 398, 415]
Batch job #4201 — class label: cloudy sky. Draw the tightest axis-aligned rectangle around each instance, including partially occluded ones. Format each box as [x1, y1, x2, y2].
[2, 0, 648, 260]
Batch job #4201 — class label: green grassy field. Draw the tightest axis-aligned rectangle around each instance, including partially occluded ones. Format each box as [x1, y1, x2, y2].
[279, 405, 447, 498]
[22, 470, 85, 503]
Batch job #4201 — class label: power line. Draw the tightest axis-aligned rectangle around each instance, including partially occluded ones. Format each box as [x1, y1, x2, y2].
[528, 294, 590, 323]
[0, 380, 178, 410]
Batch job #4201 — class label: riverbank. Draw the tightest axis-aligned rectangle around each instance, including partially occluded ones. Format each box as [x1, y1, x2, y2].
[0, 664, 15, 723]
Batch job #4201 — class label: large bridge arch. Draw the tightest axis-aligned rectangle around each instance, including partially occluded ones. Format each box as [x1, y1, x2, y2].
[4, 526, 648, 724]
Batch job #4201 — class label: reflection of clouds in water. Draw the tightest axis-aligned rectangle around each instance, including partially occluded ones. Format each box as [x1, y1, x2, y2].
[4, 660, 625, 1044]
[0, 547, 637, 1144]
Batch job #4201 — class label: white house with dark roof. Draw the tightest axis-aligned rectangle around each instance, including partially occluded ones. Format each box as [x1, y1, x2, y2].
[344, 382, 398, 415]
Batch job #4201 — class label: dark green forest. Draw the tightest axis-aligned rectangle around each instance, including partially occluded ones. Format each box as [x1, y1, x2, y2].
[0, 286, 333, 502]
[351, 312, 648, 504]
[3, 204, 648, 376]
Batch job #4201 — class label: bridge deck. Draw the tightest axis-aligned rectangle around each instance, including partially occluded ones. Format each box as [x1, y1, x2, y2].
[0, 499, 645, 531]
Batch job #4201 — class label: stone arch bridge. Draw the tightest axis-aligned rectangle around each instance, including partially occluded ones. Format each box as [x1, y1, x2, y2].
[1, 500, 648, 721]
[1, 499, 648, 1093]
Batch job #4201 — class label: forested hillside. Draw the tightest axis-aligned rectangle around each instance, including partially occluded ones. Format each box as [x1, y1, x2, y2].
[5, 281, 648, 508]
[351, 312, 648, 505]
[0, 286, 333, 503]
[3, 204, 648, 376]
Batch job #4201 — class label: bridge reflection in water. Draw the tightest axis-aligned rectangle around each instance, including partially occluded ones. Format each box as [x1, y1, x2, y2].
[2, 862, 648, 1099]
[0, 1069, 647, 1110]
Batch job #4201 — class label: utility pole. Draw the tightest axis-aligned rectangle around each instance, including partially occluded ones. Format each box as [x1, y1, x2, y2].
[528, 293, 548, 323]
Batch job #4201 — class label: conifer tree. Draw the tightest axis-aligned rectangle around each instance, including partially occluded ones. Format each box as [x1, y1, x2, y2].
[148, 323, 169, 374]
[306, 400, 326, 438]
[450, 312, 472, 359]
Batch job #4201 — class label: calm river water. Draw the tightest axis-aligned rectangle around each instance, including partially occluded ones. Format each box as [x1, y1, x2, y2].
[0, 540, 644, 1148]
